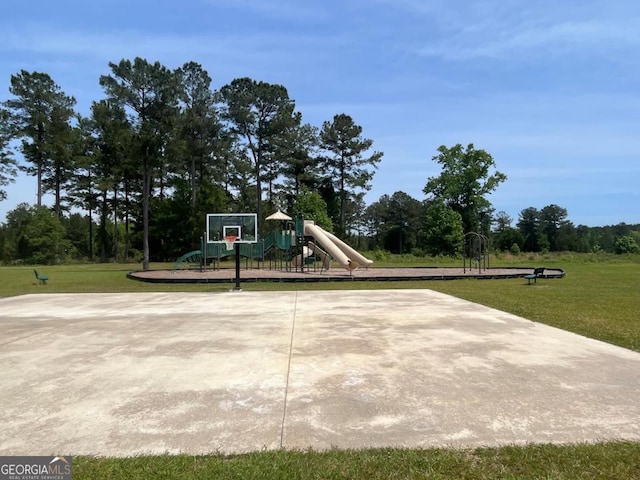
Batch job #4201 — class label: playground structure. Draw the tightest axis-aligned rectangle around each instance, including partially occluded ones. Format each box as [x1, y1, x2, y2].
[463, 232, 490, 274]
[173, 212, 373, 273]
[147, 215, 566, 285]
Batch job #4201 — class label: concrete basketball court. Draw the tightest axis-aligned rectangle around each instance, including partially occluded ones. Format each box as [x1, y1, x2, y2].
[1, 289, 639, 456]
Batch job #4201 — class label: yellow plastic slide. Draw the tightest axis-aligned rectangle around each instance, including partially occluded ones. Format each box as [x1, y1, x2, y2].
[292, 242, 331, 270]
[303, 221, 373, 270]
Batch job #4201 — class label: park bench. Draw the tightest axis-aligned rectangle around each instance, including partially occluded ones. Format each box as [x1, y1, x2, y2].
[34, 269, 49, 285]
[524, 267, 545, 285]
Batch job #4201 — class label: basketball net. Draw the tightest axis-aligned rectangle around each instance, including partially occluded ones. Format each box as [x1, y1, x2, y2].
[223, 235, 237, 251]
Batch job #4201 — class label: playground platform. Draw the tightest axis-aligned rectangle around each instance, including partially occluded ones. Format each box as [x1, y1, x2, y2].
[128, 266, 566, 284]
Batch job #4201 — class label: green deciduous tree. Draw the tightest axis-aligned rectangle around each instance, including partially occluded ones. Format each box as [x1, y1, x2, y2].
[423, 143, 506, 235]
[422, 199, 464, 256]
[61, 212, 92, 260]
[615, 235, 640, 254]
[3, 203, 73, 264]
[319, 113, 383, 237]
[292, 188, 333, 232]
[365, 191, 423, 254]
[494, 227, 524, 253]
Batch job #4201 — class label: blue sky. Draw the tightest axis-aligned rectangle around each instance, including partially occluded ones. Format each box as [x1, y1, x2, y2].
[1, 0, 639, 227]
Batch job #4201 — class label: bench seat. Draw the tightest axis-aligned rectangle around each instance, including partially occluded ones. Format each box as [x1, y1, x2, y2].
[525, 267, 545, 285]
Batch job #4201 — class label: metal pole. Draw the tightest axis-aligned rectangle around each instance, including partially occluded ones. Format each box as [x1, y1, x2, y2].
[233, 242, 241, 291]
[201, 233, 206, 272]
[477, 235, 481, 274]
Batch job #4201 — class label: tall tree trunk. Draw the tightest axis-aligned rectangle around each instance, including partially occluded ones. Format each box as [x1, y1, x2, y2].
[339, 154, 346, 236]
[142, 167, 151, 270]
[190, 134, 199, 214]
[112, 189, 119, 261]
[36, 123, 44, 207]
[87, 169, 94, 261]
[124, 180, 130, 261]
[99, 189, 108, 263]
[55, 163, 62, 218]
[88, 204, 93, 261]
[253, 142, 262, 238]
[256, 168, 262, 238]
[190, 153, 197, 213]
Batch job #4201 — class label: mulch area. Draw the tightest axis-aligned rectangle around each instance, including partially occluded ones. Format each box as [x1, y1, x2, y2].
[128, 266, 564, 284]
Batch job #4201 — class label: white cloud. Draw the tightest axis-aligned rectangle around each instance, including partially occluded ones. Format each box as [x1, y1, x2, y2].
[370, 0, 640, 61]
[419, 20, 640, 60]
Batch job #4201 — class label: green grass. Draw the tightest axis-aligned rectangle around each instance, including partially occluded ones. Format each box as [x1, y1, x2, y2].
[3, 254, 640, 479]
[427, 260, 640, 352]
[73, 442, 640, 479]
[0, 263, 232, 296]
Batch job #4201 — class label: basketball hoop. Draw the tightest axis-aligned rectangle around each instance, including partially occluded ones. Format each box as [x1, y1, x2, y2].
[223, 235, 237, 251]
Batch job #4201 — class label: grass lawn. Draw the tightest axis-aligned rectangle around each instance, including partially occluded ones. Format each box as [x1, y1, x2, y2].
[72, 442, 640, 480]
[2, 254, 639, 479]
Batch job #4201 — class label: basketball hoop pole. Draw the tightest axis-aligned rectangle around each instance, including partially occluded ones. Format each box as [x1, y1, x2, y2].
[233, 242, 241, 291]
[206, 213, 258, 291]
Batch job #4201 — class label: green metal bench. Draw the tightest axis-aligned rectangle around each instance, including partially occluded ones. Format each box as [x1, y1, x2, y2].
[34, 269, 49, 285]
[524, 267, 545, 285]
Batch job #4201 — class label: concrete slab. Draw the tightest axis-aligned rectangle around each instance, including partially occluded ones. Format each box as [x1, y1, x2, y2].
[0, 290, 639, 456]
[0, 293, 296, 455]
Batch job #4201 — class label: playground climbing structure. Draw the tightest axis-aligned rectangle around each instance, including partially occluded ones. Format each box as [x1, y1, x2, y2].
[173, 213, 373, 273]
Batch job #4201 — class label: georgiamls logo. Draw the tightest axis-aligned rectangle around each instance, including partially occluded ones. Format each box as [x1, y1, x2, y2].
[0, 455, 72, 479]
[50, 456, 70, 468]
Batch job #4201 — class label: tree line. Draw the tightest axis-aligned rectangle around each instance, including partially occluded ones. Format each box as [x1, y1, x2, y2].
[0, 59, 382, 266]
[366, 194, 640, 256]
[364, 143, 639, 256]
[1, 59, 638, 265]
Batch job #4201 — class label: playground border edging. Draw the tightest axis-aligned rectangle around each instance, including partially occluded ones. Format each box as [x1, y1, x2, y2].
[127, 267, 566, 284]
